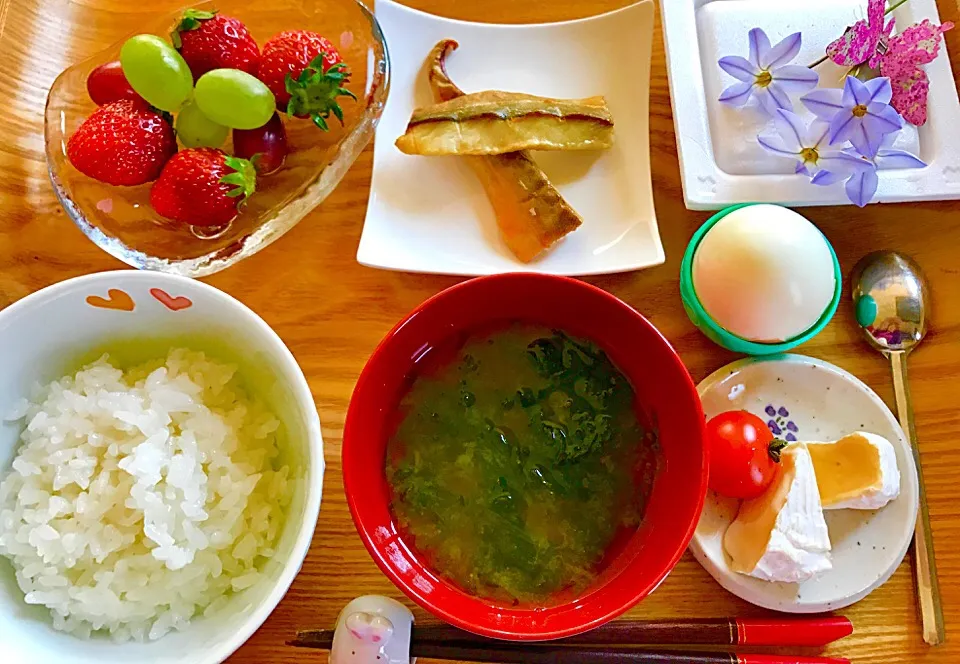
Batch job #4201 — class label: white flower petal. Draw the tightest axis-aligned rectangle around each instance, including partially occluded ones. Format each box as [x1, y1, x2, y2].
[767, 83, 794, 112]
[846, 169, 879, 207]
[865, 103, 903, 134]
[758, 132, 799, 156]
[820, 151, 875, 175]
[807, 120, 832, 148]
[801, 88, 845, 122]
[878, 132, 899, 150]
[876, 148, 926, 170]
[762, 32, 802, 69]
[849, 131, 874, 157]
[829, 111, 861, 147]
[771, 65, 819, 94]
[865, 77, 893, 105]
[719, 81, 755, 107]
[749, 28, 772, 69]
[812, 169, 846, 186]
[718, 56, 760, 82]
[844, 76, 871, 107]
[773, 109, 807, 151]
[754, 86, 781, 116]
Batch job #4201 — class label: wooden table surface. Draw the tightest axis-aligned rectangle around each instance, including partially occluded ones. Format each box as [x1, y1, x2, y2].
[1, 0, 959, 662]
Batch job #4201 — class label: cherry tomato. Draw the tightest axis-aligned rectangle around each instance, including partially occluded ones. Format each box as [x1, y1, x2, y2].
[87, 61, 143, 106]
[232, 112, 289, 175]
[706, 410, 787, 499]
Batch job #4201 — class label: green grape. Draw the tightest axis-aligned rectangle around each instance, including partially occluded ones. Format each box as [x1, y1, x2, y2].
[120, 35, 193, 112]
[176, 100, 229, 148]
[194, 69, 276, 130]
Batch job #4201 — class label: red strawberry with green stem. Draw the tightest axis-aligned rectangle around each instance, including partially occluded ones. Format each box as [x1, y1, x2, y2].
[150, 148, 256, 227]
[172, 9, 260, 79]
[67, 99, 176, 186]
[258, 30, 356, 130]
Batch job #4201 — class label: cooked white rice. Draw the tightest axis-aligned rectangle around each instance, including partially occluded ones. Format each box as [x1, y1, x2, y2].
[0, 348, 290, 641]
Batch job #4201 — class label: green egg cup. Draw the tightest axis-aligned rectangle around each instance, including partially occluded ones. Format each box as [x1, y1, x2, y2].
[679, 202, 842, 356]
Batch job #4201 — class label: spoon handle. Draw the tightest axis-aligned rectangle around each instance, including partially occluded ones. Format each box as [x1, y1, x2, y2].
[890, 351, 944, 646]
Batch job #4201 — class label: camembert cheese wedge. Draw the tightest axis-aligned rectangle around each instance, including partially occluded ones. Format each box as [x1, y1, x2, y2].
[805, 432, 900, 510]
[724, 444, 832, 583]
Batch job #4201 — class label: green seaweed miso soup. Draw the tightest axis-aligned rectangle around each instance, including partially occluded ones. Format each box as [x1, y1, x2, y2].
[385, 323, 659, 606]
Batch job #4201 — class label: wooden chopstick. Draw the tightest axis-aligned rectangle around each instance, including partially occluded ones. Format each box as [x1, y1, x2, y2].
[407, 645, 850, 663]
[287, 639, 850, 664]
[291, 616, 853, 650]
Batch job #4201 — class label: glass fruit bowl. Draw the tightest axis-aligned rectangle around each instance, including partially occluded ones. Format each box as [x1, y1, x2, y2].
[45, 0, 389, 277]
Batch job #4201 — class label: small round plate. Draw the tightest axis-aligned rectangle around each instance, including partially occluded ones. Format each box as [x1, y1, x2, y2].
[690, 354, 919, 613]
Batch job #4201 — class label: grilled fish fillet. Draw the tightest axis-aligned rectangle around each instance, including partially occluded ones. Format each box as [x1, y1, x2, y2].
[395, 91, 614, 155]
[423, 39, 583, 263]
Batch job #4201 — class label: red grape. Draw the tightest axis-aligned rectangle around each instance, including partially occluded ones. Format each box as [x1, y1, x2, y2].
[86, 61, 143, 106]
[232, 112, 289, 174]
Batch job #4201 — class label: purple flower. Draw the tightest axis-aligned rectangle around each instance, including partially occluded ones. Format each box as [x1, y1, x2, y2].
[766, 405, 800, 441]
[718, 28, 819, 114]
[813, 133, 925, 207]
[839, 162, 879, 208]
[844, 143, 925, 207]
[758, 109, 870, 179]
[800, 77, 903, 154]
[812, 150, 877, 207]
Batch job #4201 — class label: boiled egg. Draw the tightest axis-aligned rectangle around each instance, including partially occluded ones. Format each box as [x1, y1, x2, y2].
[692, 205, 836, 343]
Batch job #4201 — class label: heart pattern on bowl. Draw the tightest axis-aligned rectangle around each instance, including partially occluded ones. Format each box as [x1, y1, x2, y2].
[150, 288, 193, 311]
[86, 289, 134, 311]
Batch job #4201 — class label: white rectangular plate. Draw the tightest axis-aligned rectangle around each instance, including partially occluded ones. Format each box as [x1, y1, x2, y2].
[660, 0, 960, 209]
[360, 0, 663, 276]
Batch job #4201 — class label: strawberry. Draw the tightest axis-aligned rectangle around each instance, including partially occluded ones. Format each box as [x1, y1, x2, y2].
[258, 30, 356, 130]
[172, 9, 260, 79]
[66, 99, 176, 186]
[150, 148, 256, 227]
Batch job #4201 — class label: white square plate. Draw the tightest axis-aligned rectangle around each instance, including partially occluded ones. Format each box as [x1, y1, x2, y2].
[660, 0, 960, 209]
[360, 0, 662, 276]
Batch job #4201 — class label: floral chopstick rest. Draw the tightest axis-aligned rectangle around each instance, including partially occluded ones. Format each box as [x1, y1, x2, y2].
[717, 0, 952, 207]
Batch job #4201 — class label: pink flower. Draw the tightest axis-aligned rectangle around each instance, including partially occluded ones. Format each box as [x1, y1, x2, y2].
[882, 19, 954, 125]
[826, 0, 894, 69]
[822, 0, 953, 126]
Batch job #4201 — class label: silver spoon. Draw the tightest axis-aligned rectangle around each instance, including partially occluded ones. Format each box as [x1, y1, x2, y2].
[852, 250, 943, 646]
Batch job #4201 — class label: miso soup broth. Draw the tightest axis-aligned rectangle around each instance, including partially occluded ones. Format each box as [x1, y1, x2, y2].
[385, 323, 659, 605]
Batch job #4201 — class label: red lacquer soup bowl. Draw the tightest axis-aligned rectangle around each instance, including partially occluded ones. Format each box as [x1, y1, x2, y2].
[343, 273, 707, 640]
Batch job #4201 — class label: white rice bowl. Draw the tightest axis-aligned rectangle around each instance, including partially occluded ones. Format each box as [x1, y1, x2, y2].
[0, 349, 291, 642]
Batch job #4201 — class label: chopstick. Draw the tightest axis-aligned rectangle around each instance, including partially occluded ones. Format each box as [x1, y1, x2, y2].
[291, 617, 853, 650]
[410, 645, 850, 663]
[288, 639, 850, 664]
